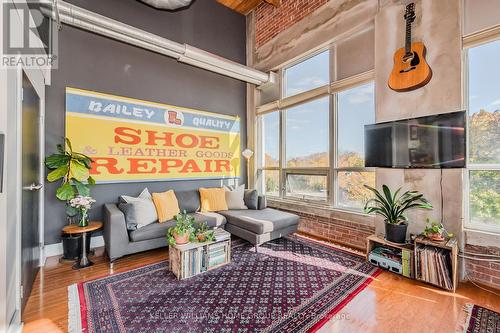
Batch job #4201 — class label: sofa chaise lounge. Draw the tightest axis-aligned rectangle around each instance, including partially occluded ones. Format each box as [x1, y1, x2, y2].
[103, 189, 299, 264]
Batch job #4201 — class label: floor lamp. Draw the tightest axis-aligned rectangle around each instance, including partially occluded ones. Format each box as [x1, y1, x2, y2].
[241, 148, 254, 187]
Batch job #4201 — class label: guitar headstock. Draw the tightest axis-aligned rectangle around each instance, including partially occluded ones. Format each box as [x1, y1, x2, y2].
[404, 3, 416, 23]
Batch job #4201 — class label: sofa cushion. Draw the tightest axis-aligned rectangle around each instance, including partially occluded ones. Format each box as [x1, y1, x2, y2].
[244, 189, 258, 210]
[195, 212, 227, 229]
[199, 187, 228, 212]
[152, 190, 180, 223]
[218, 208, 299, 235]
[129, 219, 176, 242]
[175, 190, 201, 213]
[224, 184, 248, 210]
[128, 212, 226, 242]
[119, 188, 158, 229]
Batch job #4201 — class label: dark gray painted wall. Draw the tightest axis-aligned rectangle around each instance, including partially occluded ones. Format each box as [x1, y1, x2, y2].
[44, 0, 247, 245]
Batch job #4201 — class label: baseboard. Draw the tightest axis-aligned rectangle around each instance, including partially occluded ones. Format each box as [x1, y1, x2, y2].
[43, 236, 105, 265]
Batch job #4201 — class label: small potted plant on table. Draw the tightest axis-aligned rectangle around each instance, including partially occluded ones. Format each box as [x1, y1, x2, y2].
[422, 218, 453, 241]
[364, 185, 433, 244]
[167, 211, 195, 245]
[194, 222, 215, 243]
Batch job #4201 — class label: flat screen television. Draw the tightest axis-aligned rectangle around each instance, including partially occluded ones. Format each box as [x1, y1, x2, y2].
[364, 111, 466, 168]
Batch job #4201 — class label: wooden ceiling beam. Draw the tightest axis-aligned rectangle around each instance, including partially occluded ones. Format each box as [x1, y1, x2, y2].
[264, 0, 281, 7]
[216, 0, 280, 15]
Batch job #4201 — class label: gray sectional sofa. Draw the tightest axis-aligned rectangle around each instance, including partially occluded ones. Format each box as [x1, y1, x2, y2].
[103, 189, 299, 263]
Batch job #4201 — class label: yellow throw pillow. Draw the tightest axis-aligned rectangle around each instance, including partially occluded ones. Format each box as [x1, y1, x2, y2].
[199, 187, 228, 212]
[152, 190, 180, 223]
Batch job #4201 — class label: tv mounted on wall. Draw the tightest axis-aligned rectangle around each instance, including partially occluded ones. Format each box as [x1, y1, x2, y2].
[364, 111, 466, 168]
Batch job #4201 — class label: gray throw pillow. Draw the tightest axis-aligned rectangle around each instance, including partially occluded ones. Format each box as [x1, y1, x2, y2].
[118, 202, 138, 230]
[119, 188, 158, 229]
[244, 189, 258, 210]
[175, 190, 201, 213]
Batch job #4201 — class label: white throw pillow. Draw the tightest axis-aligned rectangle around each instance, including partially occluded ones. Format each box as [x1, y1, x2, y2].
[224, 184, 248, 210]
[120, 188, 158, 228]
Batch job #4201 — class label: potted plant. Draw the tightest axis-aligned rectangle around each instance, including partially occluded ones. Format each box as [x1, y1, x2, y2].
[45, 138, 95, 258]
[422, 218, 453, 241]
[194, 222, 215, 243]
[45, 138, 95, 216]
[364, 185, 433, 244]
[167, 211, 195, 245]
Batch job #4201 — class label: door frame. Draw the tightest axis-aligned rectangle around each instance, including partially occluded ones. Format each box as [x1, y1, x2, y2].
[1, 1, 47, 330]
[14, 65, 45, 321]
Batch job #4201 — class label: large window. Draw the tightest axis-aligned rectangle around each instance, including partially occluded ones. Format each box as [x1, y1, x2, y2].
[466, 39, 500, 232]
[285, 97, 329, 168]
[261, 111, 280, 168]
[283, 50, 330, 97]
[257, 49, 375, 211]
[336, 83, 376, 209]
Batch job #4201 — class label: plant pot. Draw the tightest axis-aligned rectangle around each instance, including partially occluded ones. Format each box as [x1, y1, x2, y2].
[385, 221, 408, 244]
[61, 233, 91, 260]
[427, 233, 444, 241]
[173, 232, 189, 245]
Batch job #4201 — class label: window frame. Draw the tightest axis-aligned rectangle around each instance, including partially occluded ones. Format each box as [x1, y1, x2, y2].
[256, 47, 375, 211]
[463, 35, 500, 233]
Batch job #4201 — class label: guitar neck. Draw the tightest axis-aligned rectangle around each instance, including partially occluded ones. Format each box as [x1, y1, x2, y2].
[405, 17, 412, 56]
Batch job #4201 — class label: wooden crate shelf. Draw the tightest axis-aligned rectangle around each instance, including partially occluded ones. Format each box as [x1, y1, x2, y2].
[366, 234, 458, 292]
[169, 237, 231, 280]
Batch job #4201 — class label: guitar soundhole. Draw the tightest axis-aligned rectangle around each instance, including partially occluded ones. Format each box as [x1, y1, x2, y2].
[400, 52, 420, 73]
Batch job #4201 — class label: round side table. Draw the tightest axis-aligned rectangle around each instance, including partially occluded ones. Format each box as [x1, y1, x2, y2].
[62, 221, 103, 269]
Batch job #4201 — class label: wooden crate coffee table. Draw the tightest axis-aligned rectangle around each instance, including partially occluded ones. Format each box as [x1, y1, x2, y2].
[169, 228, 231, 280]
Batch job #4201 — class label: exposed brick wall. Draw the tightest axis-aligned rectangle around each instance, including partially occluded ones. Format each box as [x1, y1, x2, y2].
[278, 209, 375, 251]
[254, 0, 329, 48]
[464, 244, 500, 290]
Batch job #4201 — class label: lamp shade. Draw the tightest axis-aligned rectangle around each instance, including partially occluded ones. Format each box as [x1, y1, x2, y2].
[241, 148, 254, 159]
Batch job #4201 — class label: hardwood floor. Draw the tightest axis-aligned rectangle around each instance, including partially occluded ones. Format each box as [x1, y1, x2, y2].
[22, 240, 500, 333]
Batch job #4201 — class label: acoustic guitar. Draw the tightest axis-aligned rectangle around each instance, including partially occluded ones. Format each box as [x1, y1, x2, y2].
[388, 3, 432, 92]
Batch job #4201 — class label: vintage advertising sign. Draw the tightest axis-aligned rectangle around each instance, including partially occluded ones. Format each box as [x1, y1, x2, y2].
[65, 87, 241, 183]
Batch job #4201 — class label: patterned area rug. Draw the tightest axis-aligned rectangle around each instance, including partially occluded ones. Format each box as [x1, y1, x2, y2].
[68, 237, 380, 333]
[463, 304, 500, 333]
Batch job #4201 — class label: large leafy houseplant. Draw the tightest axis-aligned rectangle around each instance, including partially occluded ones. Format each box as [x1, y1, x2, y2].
[364, 185, 432, 243]
[45, 138, 95, 217]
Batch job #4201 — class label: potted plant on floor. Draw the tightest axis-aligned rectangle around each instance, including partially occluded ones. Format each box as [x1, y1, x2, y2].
[45, 138, 95, 206]
[364, 185, 433, 244]
[167, 211, 195, 245]
[45, 138, 95, 258]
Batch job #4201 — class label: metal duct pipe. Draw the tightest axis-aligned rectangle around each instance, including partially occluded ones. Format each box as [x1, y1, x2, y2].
[182, 45, 270, 83]
[56, 1, 186, 54]
[45, 1, 271, 85]
[56, 12, 182, 59]
[140, 0, 192, 10]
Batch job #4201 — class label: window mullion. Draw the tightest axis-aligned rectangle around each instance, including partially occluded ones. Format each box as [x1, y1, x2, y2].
[330, 92, 337, 207]
[279, 109, 286, 199]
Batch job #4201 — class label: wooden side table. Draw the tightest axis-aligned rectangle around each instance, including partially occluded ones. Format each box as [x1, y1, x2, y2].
[62, 221, 102, 269]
